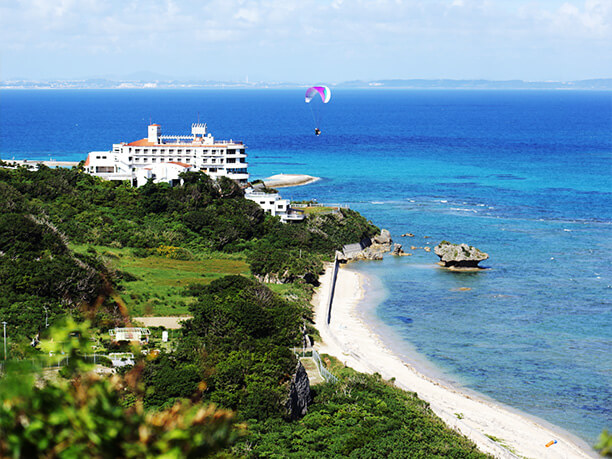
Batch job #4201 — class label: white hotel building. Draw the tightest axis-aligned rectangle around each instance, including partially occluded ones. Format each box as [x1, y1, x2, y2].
[84, 123, 249, 186]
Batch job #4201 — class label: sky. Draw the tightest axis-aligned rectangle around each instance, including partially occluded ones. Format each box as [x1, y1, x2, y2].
[0, 0, 610, 82]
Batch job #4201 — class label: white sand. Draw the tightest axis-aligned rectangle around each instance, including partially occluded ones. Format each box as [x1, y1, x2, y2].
[312, 264, 596, 459]
[263, 173, 320, 188]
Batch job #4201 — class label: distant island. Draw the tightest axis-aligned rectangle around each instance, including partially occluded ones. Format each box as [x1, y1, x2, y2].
[1, 77, 610, 90]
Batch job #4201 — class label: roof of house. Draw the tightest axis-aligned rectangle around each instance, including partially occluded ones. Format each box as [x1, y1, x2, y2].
[167, 161, 192, 168]
[83, 154, 90, 166]
[127, 138, 155, 147]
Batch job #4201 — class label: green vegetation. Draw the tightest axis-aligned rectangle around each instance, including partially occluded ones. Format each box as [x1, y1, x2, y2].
[72, 245, 250, 316]
[300, 205, 339, 215]
[237, 369, 488, 458]
[0, 320, 237, 458]
[0, 165, 493, 458]
[0, 165, 378, 336]
[597, 430, 612, 457]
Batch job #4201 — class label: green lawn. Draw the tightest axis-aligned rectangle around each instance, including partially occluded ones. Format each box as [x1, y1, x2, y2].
[72, 245, 250, 316]
[301, 206, 339, 215]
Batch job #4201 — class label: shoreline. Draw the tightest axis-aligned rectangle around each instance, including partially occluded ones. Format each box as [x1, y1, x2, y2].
[311, 264, 596, 459]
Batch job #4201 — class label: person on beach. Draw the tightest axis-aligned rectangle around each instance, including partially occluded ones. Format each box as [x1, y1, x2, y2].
[315, 128, 321, 136]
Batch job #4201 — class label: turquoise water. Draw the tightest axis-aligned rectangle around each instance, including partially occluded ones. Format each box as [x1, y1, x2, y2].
[1, 89, 610, 443]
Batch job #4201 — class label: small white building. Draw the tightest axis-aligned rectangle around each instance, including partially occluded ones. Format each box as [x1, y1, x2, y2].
[109, 327, 151, 343]
[245, 188, 305, 223]
[84, 123, 249, 187]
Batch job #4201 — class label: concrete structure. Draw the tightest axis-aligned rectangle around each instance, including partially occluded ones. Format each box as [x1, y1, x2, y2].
[245, 188, 305, 223]
[109, 327, 151, 343]
[108, 353, 135, 367]
[84, 123, 249, 186]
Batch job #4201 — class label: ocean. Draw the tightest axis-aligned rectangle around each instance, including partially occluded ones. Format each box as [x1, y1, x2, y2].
[1, 89, 610, 444]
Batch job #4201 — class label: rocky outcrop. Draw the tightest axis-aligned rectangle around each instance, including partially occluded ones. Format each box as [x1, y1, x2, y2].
[255, 273, 284, 284]
[373, 229, 392, 245]
[285, 361, 312, 420]
[340, 229, 394, 261]
[434, 241, 488, 269]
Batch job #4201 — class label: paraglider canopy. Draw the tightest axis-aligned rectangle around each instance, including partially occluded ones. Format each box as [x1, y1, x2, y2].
[305, 86, 331, 135]
[305, 86, 331, 104]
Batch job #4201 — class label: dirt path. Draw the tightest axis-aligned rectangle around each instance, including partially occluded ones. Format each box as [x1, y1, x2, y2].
[132, 316, 192, 329]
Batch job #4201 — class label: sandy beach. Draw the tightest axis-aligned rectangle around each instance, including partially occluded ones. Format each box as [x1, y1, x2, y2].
[262, 173, 320, 188]
[312, 264, 596, 459]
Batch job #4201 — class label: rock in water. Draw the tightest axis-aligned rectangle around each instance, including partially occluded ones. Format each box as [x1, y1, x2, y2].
[434, 241, 488, 268]
[392, 243, 404, 256]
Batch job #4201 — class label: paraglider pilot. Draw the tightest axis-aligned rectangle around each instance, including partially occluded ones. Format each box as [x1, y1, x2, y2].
[315, 128, 321, 136]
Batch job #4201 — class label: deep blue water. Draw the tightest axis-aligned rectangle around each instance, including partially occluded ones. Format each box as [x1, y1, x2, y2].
[1, 89, 611, 444]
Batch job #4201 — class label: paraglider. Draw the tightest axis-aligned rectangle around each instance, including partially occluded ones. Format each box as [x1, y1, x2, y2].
[305, 85, 331, 135]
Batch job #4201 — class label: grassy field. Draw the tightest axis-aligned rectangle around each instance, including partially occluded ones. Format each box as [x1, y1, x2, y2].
[72, 245, 250, 316]
[300, 205, 340, 215]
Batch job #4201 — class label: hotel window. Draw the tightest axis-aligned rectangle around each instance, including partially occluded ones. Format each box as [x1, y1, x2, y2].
[128, 157, 133, 161]
[186, 149, 191, 153]
[152, 149, 157, 154]
[129, 148, 132, 153]
[160, 158, 165, 162]
[134, 158, 139, 162]
[152, 158, 156, 163]
[169, 149, 174, 153]
[135, 149, 141, 153]
[212, 159, 216, 163]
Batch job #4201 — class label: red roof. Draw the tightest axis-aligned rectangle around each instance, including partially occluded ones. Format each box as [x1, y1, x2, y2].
[149, 123, 160, 126]
[127, 138, 155, 146]
[83, 154, 90, 166]
[167, 161, 192, 168]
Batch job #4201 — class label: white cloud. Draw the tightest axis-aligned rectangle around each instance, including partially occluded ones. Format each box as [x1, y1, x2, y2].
[0, 0, 610, 80]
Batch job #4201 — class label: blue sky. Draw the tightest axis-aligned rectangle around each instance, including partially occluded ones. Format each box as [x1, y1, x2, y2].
[0, 0, 610, 82]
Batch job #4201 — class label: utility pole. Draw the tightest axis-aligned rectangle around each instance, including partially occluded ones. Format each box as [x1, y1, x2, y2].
[2, 322, 7, 360]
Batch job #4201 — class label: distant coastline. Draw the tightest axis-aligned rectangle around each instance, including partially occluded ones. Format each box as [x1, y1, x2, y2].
[1, 78, 610, 90]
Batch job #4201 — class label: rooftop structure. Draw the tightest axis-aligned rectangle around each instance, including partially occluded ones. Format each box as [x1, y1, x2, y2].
[84, 123, 249, 186]
[245, 188, 305, 223]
